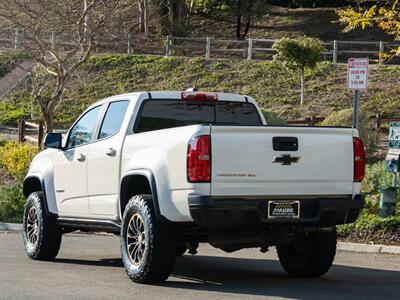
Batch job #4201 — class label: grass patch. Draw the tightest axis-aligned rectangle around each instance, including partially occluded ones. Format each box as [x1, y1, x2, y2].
[2, 54, 400, 126]
[0, 51, 31, 78]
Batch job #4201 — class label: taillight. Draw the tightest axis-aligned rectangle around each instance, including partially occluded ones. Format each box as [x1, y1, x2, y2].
[353, 137, 365, 182]
[181, 92, 218, 101]
[187, 135, 211, 182]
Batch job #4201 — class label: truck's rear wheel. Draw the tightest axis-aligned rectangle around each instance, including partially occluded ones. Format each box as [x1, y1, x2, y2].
[22, 192, 62, 260]
[120, 194, 176, 284]
[277, 229, 336, 278]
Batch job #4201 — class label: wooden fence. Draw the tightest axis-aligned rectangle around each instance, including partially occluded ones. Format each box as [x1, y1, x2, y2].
[18, 119, 43, 148]
[374, 114, 400, 131]
[1, 28, 399, 64]
[275, 114, 400, 129]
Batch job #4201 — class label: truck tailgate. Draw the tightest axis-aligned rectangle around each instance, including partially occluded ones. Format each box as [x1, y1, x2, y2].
[210, 126, 354, 197]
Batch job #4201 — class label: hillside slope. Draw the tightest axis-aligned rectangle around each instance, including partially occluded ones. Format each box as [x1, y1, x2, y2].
[191, 6, 390, 41]
[1, 54, 399, 126]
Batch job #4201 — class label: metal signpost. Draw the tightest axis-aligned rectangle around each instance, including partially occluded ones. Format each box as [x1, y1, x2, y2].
[347, 58, 369, 129]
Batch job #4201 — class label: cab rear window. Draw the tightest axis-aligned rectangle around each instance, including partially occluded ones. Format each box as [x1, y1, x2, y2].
[135, 100, 262, 133]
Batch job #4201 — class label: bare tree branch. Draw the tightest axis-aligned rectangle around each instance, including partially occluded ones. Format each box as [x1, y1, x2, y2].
[0, 0, 121, 133]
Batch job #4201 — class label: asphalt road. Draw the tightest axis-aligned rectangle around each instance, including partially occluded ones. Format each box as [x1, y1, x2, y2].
[0, 232, 399, 300]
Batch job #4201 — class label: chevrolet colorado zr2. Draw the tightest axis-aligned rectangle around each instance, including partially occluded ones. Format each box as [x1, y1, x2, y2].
[22, 91, 365, 283]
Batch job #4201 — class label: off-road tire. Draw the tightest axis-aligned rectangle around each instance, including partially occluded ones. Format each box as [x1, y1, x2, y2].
[277, 229, 336, 278]
[120, 194, 176, 284]
[176, 245, 187, 257]
[22, 192, 62, 260]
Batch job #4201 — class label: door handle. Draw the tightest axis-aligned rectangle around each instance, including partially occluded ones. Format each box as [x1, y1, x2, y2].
[77, 153, 86, 162]
[106, 148, 117, 157]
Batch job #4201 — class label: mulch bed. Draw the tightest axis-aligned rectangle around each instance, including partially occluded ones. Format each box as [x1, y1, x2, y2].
[338, 230, 400, 246]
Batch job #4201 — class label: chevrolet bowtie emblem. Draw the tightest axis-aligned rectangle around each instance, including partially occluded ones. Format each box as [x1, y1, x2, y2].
[273, 154, 300, 165]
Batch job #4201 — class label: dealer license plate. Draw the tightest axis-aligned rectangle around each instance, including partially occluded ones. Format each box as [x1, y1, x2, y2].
[268, 200, 300, 218]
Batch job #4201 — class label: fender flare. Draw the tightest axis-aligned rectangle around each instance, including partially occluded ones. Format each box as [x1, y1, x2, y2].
[120, 169, 168, 222]
[23, 175, 58, 219]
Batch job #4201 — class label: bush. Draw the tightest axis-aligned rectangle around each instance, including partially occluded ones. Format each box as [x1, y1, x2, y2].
[320, 108, 379, 153]
[0, 184, 25, 223]
[337, 212, 400, 239]
[0, 142, 39, 182]
[273, 36, 325, 71]
[363, 161, 393, 196]
[262, 109, 287, 125]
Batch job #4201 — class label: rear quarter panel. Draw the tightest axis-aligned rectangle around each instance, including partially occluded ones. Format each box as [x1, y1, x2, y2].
[121, 125, 211, 222]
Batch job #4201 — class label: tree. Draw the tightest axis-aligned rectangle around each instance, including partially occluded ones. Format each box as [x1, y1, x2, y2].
[154, 0, 194, 35]
[220, 0, 267, 39]
[337, 1, 400, 56]
[0, 0, 120, 133]
[138, 0, 149, 35]
[273, 37, 325, 107]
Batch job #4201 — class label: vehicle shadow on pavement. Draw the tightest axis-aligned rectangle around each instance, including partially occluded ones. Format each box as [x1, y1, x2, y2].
[165, 255, 400, 299]
[52, 254, 400, 299]
[54, 258, 123, 268]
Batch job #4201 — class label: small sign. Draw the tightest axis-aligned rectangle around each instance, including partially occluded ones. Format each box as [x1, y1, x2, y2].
[389, 122, 400, 148]
[386, 148, 400, 172]
[347, 58, 369, 90]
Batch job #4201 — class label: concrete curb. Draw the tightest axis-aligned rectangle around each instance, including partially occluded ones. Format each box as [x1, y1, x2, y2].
[337, 242, 400, 255]
[1, 223, 399, 254]
[0, 223, 22, 231]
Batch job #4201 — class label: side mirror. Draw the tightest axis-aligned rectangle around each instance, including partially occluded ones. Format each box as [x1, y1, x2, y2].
[44, 133, 62, 149]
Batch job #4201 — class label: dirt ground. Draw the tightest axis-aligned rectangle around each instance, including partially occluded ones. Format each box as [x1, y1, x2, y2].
[190, 6, 391, 41]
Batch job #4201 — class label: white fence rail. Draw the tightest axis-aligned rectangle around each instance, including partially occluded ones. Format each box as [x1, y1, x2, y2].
[0, 28, 398, 64]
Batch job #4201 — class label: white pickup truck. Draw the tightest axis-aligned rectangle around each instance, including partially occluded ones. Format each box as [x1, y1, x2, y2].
[22, 91, 365, 284]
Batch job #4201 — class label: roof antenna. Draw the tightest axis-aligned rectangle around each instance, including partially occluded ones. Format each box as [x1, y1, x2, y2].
[186, 70, 199, 92]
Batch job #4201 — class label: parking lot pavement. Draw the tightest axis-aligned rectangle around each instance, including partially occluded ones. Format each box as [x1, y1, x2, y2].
[1, 232, 399, 300]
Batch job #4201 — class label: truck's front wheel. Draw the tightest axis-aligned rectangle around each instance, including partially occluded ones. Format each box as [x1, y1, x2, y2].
[22, 192, 62, 260]
[120, 194, 176, 284]
[277, 229, 336, 278]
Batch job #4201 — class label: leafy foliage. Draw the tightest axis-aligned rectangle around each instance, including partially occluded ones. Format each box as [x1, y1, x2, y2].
[272, 36, 325, 72]
[337, 0, 400, 56]
[363, 161, 395, 198]
[337, 160, 400, 243]
[262, 109, 287, 125]
[273, 36, 325, 106]
[337, 212, 400, 239]
[0, 97, 31, 125]
[0, 183, 25, 223]
[0, 142, 39, 182]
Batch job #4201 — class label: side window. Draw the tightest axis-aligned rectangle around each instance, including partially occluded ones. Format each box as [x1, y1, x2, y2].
[67, 106, 101, 148]
[98, 101, 129, 139]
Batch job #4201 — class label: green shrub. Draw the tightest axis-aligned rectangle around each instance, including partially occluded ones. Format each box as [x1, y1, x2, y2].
[0, 184, 25, 223]
[262, 109, 287, 125]
[0, 142, 39, 182]
[0, 97, 31, 125]
[338, 212, 400, 236]
[363, 161, 393, 195]
[320, 108, 379, 153]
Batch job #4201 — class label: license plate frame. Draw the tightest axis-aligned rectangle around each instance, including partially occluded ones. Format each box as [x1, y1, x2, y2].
[268, 200, 300, 219]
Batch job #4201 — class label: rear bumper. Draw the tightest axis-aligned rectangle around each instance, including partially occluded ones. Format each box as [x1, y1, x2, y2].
[188, 195, 365, 228]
